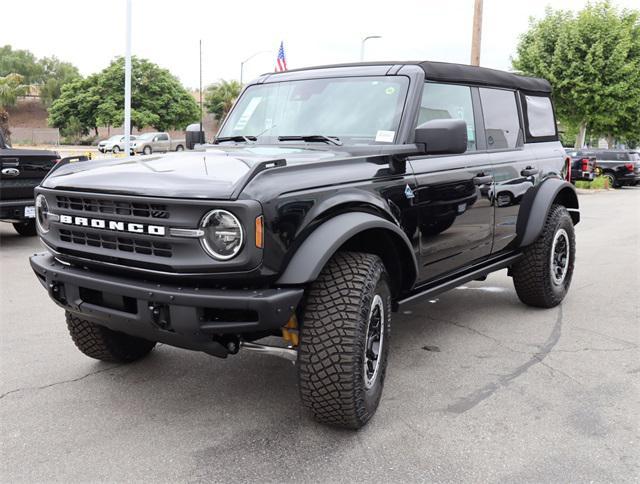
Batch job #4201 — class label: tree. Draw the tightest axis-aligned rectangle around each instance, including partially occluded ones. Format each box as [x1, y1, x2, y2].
[38, 56, 81, 107]
[205, 80, 242, 122]
[0, 73, 29, 143]
[0, 45, 43, 84]
[48, 57, 199, 135]
[513, 1, 640, 148]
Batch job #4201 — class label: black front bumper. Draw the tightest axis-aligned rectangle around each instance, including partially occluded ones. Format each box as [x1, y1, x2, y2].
[30, 253, 304, 357]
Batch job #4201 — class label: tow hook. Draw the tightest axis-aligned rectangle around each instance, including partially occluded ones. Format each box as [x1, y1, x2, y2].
[148, 303, 171, 330]
[49, 282, 66, 305]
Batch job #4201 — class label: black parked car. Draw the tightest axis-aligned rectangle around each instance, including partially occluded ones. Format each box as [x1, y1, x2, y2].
[0, 131, 59, 236]
[564, 148, 597, 183]
[578, 149, 640, 188]
[31, 61, 579, 429]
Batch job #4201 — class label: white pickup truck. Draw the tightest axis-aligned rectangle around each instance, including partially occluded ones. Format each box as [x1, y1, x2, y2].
[131, 132, 186, 155]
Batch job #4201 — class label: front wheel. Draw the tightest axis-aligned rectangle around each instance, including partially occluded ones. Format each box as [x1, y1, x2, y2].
[511, 204, 575, 308]
[298, 251, 391, 429]
[12, 220, 37, 236]
[112, 145, 120, 154]
[66, 312, 156, 363]
[143, 146, 152, 155]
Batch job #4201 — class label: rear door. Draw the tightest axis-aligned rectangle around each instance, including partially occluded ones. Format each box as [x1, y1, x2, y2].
[409, 82, 494, 281]
[478, 87, 544, 253]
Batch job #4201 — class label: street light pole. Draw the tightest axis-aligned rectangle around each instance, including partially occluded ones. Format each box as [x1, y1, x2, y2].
[123, 0, 132, 156]
[199, 39, 203, 138]
[240, 50, 270, 85]
[360, 35, 381, 61]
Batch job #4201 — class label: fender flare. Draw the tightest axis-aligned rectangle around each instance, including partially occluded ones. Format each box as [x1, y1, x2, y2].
[516, 177, 579, 248]
[276, 211, 418, 288]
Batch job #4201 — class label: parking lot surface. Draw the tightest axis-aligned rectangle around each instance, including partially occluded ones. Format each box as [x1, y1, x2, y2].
[1, 188, 638, 483]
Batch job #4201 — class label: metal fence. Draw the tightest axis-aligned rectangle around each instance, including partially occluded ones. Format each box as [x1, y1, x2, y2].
[9, 127, 60, 145]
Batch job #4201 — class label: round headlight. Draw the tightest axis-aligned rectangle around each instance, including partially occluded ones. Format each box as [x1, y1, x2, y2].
[35, 194, 50, 233]
[200, 209, 244, 260]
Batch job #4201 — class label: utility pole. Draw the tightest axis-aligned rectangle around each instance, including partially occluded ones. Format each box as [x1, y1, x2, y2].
[470, 0, 483, 66]
[123, 0, 132, 155]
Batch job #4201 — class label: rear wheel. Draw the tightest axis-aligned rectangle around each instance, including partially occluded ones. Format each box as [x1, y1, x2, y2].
[12, 220, 37, 236]
[298, 251, 391, 429]
[511, 204, 575, 308]
[603, 172, 617, 189]
[175, 145, 184, 152]
[66, 312, 156, 363]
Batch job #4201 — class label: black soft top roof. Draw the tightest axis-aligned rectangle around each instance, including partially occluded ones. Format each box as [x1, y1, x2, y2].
[276, 60, 552, 94]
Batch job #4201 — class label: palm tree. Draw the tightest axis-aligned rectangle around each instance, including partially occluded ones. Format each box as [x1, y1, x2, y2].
[0, 73, 28, 143]
[204, 80, 242, 124]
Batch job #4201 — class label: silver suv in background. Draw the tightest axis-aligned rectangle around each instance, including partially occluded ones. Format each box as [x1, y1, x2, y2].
[130, 132, 186, 155]
[97, 135, 137, 153]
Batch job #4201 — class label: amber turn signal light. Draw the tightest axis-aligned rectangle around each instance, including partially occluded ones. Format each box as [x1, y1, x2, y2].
[255, 215, 264, 248]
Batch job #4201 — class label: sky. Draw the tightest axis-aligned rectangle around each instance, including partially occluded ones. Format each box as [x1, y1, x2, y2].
[2, 0, 638, 89]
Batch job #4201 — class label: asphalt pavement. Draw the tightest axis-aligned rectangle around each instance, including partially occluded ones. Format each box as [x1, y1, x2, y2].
[1, 188, 638, 483]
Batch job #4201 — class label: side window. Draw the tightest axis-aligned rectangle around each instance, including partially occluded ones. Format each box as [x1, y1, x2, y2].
[159, 134, 169, 141]
[524, 95, 556, 137]
[419, 83, 476, 151]
[479, 88, 522, 150]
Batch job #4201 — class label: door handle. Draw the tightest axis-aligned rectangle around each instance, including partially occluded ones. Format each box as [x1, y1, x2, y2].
[473, 174, 492, 185]
[521, 167, 539, 176]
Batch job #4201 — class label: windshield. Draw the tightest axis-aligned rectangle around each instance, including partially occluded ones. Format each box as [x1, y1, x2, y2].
[218, 76, 410, 145]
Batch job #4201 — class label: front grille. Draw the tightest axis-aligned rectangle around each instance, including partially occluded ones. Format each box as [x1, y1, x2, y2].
[56, 196, 169, 219]
[60, 229, 172, 258]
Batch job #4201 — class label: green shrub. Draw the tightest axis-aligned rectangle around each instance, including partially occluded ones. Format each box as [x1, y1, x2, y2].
[575, 176, 608, 189]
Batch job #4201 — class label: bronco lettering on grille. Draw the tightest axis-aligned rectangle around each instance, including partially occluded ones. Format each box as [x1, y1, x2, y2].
[59, 214, 166, 236]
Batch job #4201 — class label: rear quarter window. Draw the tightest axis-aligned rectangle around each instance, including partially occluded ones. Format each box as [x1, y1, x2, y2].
[524, 95, 556, 137]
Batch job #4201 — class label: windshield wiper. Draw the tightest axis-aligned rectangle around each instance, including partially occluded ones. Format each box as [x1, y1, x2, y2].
[214, 135, 257, 144]
[277, 135, 342, 146]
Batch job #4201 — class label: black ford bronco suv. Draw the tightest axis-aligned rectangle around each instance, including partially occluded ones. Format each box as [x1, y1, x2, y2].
[30, 61, 579, 429]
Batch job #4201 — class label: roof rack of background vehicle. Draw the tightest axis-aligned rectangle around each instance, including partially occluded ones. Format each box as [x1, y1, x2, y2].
[269, 60, 552, 94]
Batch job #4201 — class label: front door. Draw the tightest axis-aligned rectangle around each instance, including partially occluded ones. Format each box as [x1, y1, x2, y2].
[409, 82, 494, 282]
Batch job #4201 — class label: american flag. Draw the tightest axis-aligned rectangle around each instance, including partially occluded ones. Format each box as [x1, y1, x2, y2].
[275, 41, 287, 72]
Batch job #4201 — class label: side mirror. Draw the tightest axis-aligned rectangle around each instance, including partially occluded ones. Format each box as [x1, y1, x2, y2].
[415, 119, 468, 155]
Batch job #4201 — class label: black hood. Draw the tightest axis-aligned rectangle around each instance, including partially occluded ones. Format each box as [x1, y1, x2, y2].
[41, 146, 348, 199]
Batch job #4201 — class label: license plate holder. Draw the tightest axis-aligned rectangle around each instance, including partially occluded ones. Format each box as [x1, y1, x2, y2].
[24, 206, 36, 218]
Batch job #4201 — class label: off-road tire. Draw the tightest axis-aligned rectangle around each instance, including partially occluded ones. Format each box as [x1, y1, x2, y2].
[512, 204, 575, 308]
[66, 311, 156, 363]
[298, 251, 391, 429]
[12, 220, 37, 236]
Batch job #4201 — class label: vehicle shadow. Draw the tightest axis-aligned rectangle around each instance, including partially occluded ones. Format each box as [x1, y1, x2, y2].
[0, 231, 41, 250]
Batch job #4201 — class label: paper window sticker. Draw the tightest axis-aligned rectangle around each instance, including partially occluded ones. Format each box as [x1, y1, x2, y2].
[233, 97, 262, 131]
[375, 130, 395, 143]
